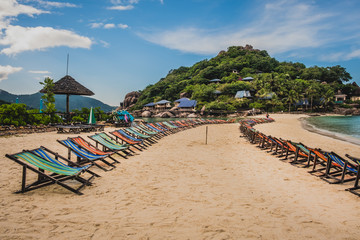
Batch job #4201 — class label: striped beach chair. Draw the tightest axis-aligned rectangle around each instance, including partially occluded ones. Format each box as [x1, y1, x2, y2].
[5, 147, 99, 195]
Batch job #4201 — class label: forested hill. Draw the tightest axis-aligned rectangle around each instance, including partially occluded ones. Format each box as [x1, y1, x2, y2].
[133, 45, 355, 112]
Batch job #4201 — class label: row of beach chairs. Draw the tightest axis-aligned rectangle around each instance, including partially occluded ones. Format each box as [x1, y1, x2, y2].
[239, 118, 360, 197]
[5, 118, 233, 195]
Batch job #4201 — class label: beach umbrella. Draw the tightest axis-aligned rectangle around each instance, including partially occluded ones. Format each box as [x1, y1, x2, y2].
[40, 75, 94, 121]
[88, 107, 96, 124]
[39, 99, 43, 113]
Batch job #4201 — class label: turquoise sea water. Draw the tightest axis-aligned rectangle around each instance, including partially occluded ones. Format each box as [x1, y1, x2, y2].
[306, 116, 360, 139]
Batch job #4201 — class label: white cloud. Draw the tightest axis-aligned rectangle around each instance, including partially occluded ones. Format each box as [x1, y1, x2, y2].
[0, 64, 22, 81]
[137, 0, 345, 56]
[320, 49, 360, 62]
[36, 0, 78, 8]
[345, 49, 360, 60]
[29, 70, 50, 74]
[0, 0, 46, 19]
[110, 0, 122, 4]
[0, 1, 91, 55]
[99, 40, 110, 48]
[90, 22, 103, 28]
[0, 0, 47, 28]
[90, 22, 129, 30]
[0, 25, 92, 55]
[108, 5, 134, 10]
[104, 23, 115, 29]
[118, 23, 128, 29]
[110, 0, 139, 4]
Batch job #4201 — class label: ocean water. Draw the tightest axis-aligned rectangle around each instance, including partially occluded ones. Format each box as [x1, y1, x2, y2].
[306, 115, 360, 140]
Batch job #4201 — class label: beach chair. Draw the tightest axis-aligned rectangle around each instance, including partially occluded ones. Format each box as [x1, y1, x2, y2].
[269, 137, 290, 157]
[321, 152, 358, 184]
[307, 148, 341, 176]
[162, 122, 181, 132]
[58, 139, 117, 171]
[125, 128, 157, 144]
[109, 130, 147, 150]
[274, 139, 308, 162]
[70, 136, 123, 158]
[88, 133, 134, 156]
[140, 124, 167, 137]
[289, 142, 314, 167]
[155, 122, 176, 134]
[344, 154, 360, 196]
[5, 147, 100, 195]
[256, 132, 277, 151]
[117, 129, 152, 147]
[145, 123, 169, 136]
[172, 120, 190, 129]
[133, 125, 162, 140]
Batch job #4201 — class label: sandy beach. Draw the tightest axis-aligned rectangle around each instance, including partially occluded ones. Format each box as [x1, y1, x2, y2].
[1, 115, 360, 239]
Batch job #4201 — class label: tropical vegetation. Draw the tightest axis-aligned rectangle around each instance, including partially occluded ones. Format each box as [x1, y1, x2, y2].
[0, 78, 109, 126]
[133, 45, 357, 112]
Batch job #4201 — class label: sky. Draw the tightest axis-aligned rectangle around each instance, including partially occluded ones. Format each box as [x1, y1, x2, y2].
[1, 0, 360, 106]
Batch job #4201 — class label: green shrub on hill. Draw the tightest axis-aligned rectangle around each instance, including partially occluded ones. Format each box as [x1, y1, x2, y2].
[132, 45, 353, 112]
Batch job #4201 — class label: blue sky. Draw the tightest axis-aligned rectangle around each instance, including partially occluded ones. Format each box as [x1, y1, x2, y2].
[1, 0, 360, 106]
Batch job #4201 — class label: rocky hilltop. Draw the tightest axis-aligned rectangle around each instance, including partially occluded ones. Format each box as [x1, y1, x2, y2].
[122, 91, 140, 109]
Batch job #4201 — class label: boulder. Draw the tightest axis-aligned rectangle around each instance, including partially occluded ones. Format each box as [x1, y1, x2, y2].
[141, 111, 152, 118]
[123, 91, 141, 109]
[352, 109, 360, 116]
[161, 111, 175, 118]
[153, 111, 175, 118]
[334, 107, 357, 115]
[187, 113, 198, 118]
[169, 106, 178, 114]
[178, 112, 188, 118]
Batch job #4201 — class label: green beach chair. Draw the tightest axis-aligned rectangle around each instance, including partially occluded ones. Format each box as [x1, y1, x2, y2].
[88, 133, 134, 157]
[5, 147, 100, 195]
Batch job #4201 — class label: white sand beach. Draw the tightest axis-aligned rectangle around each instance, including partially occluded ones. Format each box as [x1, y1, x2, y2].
[1, 115, 360, 239]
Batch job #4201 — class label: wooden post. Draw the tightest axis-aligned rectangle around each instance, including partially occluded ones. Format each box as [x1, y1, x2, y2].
[205, 126, 208, 145]
[66, 94, 70, 122]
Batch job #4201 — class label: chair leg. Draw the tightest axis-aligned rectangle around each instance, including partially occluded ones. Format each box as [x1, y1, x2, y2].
[21, 166, 26, 193]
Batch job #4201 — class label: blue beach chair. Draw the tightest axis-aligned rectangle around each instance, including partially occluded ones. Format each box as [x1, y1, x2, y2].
[58, 139, 116, 171]
[321, 151, 358, 184]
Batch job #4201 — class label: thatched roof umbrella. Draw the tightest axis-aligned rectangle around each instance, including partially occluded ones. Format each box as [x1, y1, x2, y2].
[40, 75, 94, 118]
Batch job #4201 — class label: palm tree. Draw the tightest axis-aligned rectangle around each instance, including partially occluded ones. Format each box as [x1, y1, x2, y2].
[322, 89, 334, 111]
[283, 89, 302, 112]
[305, 81, 319, 112]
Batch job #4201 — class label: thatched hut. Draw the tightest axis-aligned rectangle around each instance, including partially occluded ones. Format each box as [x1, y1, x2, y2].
[40, 75, 94, 117]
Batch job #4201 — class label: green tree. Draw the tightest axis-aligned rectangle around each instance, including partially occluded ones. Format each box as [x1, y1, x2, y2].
[305, 81, 320, 111]
[191, 84, 216, 102]
[283, 89, 302, 112]
[40, 77, 57, 120]
[322, 89, 334, 110]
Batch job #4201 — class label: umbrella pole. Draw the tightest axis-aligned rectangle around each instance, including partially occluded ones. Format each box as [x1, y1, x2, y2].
[66, 94, 70, 122]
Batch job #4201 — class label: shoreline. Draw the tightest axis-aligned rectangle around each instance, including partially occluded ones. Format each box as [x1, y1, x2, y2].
[254, 113, 360, 158]
[300, 115, 360, 146]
